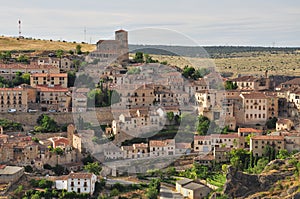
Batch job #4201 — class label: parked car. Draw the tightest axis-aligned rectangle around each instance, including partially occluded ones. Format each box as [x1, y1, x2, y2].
[28, 109, 37, 113]
[8, 108, 17, 113]
[48, 109, 57, 113]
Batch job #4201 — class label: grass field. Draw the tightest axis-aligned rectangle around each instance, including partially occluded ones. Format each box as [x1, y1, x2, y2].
[0, 36, 96, 52]
[150, 51, 300, 77]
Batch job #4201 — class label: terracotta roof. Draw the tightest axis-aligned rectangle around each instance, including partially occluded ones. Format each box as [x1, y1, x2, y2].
[149, 139, 174, 147]
[232, 75, 257, 82]
[56, 175, 68, 180]
[121, 145, 134, 151]
[238, 128, 263, 133]
[281, 78, 300, 86]
[133, 143, 148, 148]
[75, 88, 90, 93]
[31, 73, 67, 77]
[175, 143, 191, 149]
[277, 118, 293, 125]
[240, 92, 267, 99]
[0, 87, 25, 91]
[211, 133, 238, 139]
[36, 85, 68, 92]
[0, 63, 58, 70]
[68, 172, 93, 179]
[251, 135, 284, 140]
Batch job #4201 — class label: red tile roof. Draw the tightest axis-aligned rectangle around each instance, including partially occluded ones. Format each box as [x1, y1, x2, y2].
[240, 92, 267, 99]
[31, 73, 67, 77]
[0, 63, 58, 70]
[68, 172, 93, 179]
[36, 85, 68, 92]
[251, 135, 284, 140]
[238, 128, 263, 133]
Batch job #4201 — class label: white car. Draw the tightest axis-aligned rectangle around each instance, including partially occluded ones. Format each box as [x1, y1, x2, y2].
[8, 109, 17, 113]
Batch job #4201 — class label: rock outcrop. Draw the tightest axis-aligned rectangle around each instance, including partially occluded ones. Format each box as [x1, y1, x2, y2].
[223, 155, 300, 199]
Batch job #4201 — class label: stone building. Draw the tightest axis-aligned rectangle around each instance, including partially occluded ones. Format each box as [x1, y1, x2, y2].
[0, 63, 59, 80]
[89, 29, 129, 64]
[250, 135, 284, 157]
[30, 73, 68, 88]
[0, 87, 28, 112]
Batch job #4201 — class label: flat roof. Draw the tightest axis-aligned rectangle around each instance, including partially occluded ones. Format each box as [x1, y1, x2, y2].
[0, 165, 23, 175]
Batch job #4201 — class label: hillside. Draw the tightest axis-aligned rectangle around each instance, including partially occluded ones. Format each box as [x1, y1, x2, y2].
[223, 153, 300, 198]
[0, 36, 96, 52]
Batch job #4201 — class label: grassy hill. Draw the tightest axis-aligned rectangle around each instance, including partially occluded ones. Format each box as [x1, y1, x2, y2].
[0, 36, 96, 52]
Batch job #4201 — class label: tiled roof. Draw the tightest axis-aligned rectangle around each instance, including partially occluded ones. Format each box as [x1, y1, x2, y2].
[0, 63, 58, 70]
[251, 135, 284, 140]
[31, 73, 67, 77]
[36, 85, 68, 92]
[68, 172, 93, 179]
[238, 128, 263, 133]
[175, 143, 191, 149]
[232, 75, 256, 82]
[149, 139, 174, 147]
[0, 87, 25, 91]
[281, 78, 300, 86]
[240, 92, 267, 99]
[277, 118, 293, 125]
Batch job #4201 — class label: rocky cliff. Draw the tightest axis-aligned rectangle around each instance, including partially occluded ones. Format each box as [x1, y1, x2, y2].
[223, 154, 300, 199]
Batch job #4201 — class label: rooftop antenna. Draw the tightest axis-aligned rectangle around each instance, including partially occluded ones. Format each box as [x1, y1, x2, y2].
[18, 19, 21, 38]
[84, 27, 86, 43]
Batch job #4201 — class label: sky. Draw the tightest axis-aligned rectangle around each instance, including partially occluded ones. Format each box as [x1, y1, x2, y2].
[0, 0, 300, 47]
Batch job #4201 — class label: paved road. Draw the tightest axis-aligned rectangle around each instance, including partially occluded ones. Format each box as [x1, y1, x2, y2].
[160, 186, 183, 199]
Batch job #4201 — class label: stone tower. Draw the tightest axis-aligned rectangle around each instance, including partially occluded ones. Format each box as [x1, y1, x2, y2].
[67, 124, 76, 147]
[115, 29, 129, 63]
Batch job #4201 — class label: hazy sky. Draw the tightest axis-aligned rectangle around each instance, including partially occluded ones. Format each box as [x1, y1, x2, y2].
[1, 0, 299, 46]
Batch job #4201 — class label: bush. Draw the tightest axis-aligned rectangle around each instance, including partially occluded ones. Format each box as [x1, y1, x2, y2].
[110, 188, 120, 197]
[24, 165, 33, 173]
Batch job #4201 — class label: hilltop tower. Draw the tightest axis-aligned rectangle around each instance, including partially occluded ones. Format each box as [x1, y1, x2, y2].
[115, 29, 129, 63]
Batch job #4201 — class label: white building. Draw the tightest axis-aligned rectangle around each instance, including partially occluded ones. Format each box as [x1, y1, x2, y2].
[55, 172, 97, 195]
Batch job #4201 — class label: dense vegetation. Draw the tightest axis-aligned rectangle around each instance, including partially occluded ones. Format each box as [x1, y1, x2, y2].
[0, 118, 22, 131]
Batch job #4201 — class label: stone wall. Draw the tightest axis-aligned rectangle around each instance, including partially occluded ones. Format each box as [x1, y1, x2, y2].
[1, 107, 114, 130]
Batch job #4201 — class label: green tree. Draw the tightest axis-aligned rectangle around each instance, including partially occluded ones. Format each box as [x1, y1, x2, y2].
[21, 73, 30, 84]
[13, 185, 23, 197]
[76, 45, 82, 55]
[17, 54, 29, 63]
[110, 188, 120, 197]
[0, 51, 11, 63]
[196, 115, 210, 135]
[182, 66, 195, 79]
[146, 186, 158, 199]
[276, 149, 290, 159]
[84, 162, 102, 175]
[134, 52, 144, 63]
[225, 81, 238, 90]
[263, 145, 276, 162]
[230, 149, 250, 171]
[67, 71, 76, 87]
[166, 112, 174, 122]
[53, 147, 64, 155]
[250, 158, 269, 174]
[266, 117, 278, 129]
[56, 49, 64, 58]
